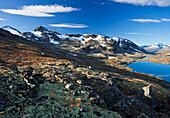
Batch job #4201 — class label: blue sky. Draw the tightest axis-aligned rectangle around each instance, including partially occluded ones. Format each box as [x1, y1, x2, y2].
[0, 0, 170, 45]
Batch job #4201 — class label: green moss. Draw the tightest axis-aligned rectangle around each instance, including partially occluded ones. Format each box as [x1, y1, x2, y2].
[1, 80, 121, 118]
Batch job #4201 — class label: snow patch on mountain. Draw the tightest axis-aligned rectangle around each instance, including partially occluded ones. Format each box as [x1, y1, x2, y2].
[69, 53, 78, 56]
[2, 26, 21, 35]
[57, 34, 69, 39]
[119, 39, 123, 47]
[31, 31, 42, 37]
[15, 25, 145, 54]
[112, 37, 119, 41]
[50, 39, 59, 44]
[108, 56, 116, 59]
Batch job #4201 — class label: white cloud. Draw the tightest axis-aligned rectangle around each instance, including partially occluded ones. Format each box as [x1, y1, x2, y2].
[0, 5, 79, 17]
[112, 0, 170, 7]
[49, 23, 88, 28]
[161, 18, 170, 21]
[0, 18, 5, 20]
[130, 19, 161, 23]
[157, 74, 170, 78]
[126, 33, 157, 35]
[130, 18, 170, 23]
[126, 33, 139, 34]
[142, 34, 154, 35]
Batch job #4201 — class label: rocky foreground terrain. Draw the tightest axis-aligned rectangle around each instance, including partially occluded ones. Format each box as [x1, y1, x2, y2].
[0, 27, 169, 118]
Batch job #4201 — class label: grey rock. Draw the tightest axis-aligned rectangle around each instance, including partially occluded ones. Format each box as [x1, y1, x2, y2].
[114, 97, 159, 118]
[65, 83, 75, 90]
[88, 66, 94, 70]
[90, 93, 107, 108]
[93, 111, 102, 117]
[105, 90, 122, 105]
[142, 85, 153, 98]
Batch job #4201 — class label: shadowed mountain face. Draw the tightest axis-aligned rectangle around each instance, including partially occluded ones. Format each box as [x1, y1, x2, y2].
[141, 43, 170, 54]
[0, 26, 169, 118]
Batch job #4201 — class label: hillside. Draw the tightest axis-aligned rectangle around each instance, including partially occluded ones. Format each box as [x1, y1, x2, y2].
[0, 27, 169, 118]
[157, 47, 170, 54]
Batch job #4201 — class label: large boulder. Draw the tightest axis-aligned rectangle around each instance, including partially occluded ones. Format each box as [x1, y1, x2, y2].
[142, 85, 153, 98]
[114, 97, 159, 118]
[22, 67, 45, 97]
[104, 85, 125, 108]
[89, 93, 107, 108]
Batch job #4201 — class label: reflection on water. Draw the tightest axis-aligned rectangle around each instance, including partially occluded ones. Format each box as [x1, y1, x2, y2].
[127, 61, 170, 82]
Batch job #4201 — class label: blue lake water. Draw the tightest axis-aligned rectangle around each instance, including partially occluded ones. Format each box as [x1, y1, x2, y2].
[127, 61, 170, 82]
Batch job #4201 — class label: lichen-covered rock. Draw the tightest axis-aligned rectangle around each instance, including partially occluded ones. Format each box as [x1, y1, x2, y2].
[65, 83, 75, 90]
[0, 79, 122, 118]
[0, 61, 169, 118]
[113, 97, 159, 118]
[90, 93, 107, 108]
[104, 89, 123, 106]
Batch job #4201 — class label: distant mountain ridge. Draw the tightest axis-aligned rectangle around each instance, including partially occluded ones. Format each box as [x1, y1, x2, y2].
[2, 25, 21, 35]
[1, 25, 146, 57]
[141, 43, 170, 54]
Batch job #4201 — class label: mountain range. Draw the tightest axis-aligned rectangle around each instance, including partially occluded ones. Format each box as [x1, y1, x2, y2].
[2, 26, 170, 55]
[2, 25, 146, 58]
[141, 43, 170, 54]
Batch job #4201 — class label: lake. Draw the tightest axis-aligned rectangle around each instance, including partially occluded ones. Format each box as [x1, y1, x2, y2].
[127, 61, 170, 82]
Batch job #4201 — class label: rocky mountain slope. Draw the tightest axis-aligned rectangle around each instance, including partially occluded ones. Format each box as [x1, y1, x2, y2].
[4, 25, 146, 57]
[0, 27, 169, 118]
[141, 43, 170, 54]
[157, 47, 170, 54]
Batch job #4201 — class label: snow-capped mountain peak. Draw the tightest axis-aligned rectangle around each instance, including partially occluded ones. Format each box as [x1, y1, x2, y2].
[4, 25, 145, 54]
[141, 43, 170, 53]
[33, 26, 49, 33]
[155, 43, 170, 48]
